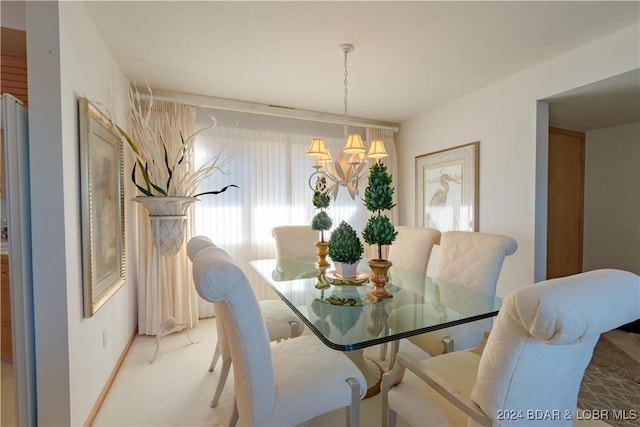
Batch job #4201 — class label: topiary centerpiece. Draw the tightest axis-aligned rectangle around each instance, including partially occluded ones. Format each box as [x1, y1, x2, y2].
[311, 177, 332, 268]
[328, 221, 364, 279]
[362, 162, 398, 300]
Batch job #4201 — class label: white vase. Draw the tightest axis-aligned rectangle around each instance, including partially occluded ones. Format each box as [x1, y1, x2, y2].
[334, 261, 359, 279]
[134, 196, 198, 256]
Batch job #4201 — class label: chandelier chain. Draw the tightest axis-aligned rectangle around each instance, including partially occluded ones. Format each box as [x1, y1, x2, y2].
[343, 48, 349, 135]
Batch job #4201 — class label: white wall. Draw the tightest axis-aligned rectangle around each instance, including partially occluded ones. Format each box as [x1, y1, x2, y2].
[397, 24, 640, 296]
[583, 122, 640, 274]
[26, 2, 136, 425]
[0, 0, 26, 30]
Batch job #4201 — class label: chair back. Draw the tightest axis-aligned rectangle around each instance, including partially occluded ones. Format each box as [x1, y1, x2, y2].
[192, 246, 275, 425]
[186, 236, 232, 364]
[436, 231, 517, 295]
[272, 225, 318, 258]
[388, 226, 441, 277]
[472, 269, 640, 422]
[387, 227, 441, 298]
[186, 235, 216, 261]
[401, 231, 516, 355]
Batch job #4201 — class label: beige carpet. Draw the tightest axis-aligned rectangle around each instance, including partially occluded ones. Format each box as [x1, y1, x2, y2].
[93, 317, 626, 427]
[578, 333, 640, 427]
[92, 317, 412, 427]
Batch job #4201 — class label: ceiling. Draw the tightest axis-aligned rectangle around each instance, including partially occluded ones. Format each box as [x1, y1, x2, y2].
[84, 1, 640, 129]
[546, 69, 640, 131]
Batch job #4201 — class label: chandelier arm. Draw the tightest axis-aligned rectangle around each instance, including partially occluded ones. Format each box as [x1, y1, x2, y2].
[324, 166, 344, 186]
[308, 170, 326, 191]
[311, 163, 345, 191]
[348, 163, 365, 192]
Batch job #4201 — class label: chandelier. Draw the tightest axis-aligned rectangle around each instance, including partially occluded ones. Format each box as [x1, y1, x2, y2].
[307, 43, 388, 200]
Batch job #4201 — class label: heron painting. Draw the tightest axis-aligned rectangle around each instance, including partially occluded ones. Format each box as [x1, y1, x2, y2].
[415, 142, 479, 232]
[424, 164, 463, 231]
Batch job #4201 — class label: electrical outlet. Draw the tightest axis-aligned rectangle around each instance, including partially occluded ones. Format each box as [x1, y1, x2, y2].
[103, 330, 108, 348]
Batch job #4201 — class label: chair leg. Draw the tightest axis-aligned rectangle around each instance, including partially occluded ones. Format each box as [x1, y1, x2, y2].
[228, 400, 239, 427]
[441, 336, 454, 354]
[381, 375, 390, 427]
[381, 378, 396, 427]
[388, 340, 400, 368]
[211, 359, 232, 408]
[209, 343, 221, 372]
[345, 377, 361, 427]
[379, 342, 388, 361]
[381, 354, 404, 427]
[289, 320, 300, 337]
[387, 409, 398, 427]
[378, 325, 390, 361]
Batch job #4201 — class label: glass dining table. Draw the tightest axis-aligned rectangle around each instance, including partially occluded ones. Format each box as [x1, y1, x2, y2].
[250, 257, 502, 398]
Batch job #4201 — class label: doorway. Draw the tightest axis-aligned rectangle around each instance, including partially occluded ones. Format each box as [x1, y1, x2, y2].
[547, 127, 585, 279]
[1, 26, 30, 426]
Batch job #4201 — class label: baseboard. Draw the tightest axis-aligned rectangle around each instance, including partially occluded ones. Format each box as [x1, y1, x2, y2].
[84, 328, 138, 427]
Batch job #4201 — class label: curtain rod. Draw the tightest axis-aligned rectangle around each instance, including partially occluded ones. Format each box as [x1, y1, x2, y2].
[141, 89, 400, 133]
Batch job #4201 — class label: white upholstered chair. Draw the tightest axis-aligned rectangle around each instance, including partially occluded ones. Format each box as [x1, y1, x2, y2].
[405, 231, 517, 356]
[382, 269, 640, 427]
[380, 226, 441, 361]
[186, 236, 305, 408]
[192, 245, 366, 426]
[388, 226, 441, 280]
[271, 225, 319, 258]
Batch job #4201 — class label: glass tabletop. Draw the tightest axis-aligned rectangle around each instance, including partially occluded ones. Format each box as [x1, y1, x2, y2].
[251, 257, 502, 351]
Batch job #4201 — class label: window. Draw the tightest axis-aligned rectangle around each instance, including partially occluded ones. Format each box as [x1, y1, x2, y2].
[193, 113, 371, 299]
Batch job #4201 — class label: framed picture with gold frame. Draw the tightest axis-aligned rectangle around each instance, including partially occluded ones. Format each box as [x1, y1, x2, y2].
[79, 97, 126, 317]
[415, 142, 479, 232]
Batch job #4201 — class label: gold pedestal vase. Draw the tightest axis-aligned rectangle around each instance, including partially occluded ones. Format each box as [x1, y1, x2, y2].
[367, 259, 393, 300]
[315, 241, 330, 269]
[315, 241, 331, 289]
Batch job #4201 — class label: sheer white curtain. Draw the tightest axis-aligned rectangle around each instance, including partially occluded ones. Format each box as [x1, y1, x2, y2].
[193, 121, 397, 305]
[136, 100, 199, 334]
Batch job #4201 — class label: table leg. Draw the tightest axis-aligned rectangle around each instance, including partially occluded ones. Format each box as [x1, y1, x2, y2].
[344, 349, 383, 398]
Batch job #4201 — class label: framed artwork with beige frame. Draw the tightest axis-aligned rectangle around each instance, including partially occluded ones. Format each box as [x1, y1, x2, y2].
[79, 97, 126, 317]
[415, 141, 479, 232]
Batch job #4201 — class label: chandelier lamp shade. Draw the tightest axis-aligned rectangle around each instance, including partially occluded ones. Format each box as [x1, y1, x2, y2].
[307, 43, 388, 200]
